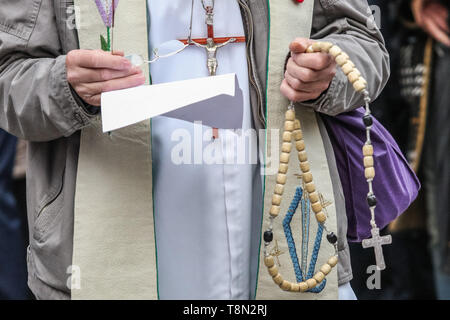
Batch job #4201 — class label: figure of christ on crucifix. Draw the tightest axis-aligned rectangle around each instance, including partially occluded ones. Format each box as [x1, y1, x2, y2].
[180, 2, 245, 138]
[190, 37, 237, 76]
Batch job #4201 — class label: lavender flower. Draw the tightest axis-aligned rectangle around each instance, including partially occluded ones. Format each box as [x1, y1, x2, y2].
[94, 0, 119, 27]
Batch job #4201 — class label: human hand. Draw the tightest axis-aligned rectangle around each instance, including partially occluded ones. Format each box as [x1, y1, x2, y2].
[280, 38, 337, 102]
[66, 49, 146, 106]
[412, 0, 450, 46]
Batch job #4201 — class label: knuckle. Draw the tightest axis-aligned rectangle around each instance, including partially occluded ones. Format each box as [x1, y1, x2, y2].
[66, 50, 76, 66]
[310, 56, 321, 69]
[89, 52, 100, 68]
[290, 78, 302, 90]
[280, 82, 291, 98]
[316, 60, 326, 70]
[100, 69, 110, 81]
[300, 69, 314, 82]
[66, 70, 76, 84]
[286, 58, 294, 70]
[76, 84, 89, 96]
[318, 55, 330, 69]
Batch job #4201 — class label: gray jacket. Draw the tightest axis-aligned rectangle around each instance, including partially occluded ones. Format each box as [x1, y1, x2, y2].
[0, 0, 389, 299]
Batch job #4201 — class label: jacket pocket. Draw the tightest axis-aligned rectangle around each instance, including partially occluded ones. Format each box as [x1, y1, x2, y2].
[33, 167, 65, 242]
[0, 0, 41, 41]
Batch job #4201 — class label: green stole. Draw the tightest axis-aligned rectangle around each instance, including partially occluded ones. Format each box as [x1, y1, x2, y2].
[73, 0, 156, 299]
[72, 0, 338, 300]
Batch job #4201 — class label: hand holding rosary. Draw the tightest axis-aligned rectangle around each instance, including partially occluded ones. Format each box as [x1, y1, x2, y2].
[264, 41, 390, 293]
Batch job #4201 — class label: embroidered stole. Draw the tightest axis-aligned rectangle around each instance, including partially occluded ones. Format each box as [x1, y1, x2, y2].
[256, 0, 338, 299]
[73, 0, 156, 299]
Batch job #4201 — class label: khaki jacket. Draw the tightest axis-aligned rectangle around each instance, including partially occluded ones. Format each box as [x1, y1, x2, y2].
[0, 0, 389, 299]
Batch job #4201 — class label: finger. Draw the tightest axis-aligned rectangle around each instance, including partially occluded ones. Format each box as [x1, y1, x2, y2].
[71, 49, 132, 70]
[93, 49, 126, 56]
[81, 73, 146, 95]
[284, 71, 304, 92]
[286, 58, 336, 83]
[289, 38, 315, 54]
[68, 66, 142, 84]
[426, 9, 450, 33]
[428, 2, 449, 23]
[84, 94, 102, 107]
[285, 71, 330, 94]
[280, 79, 319, 102]
[411, 0, 425, 26]
[112, 50, 125, 57]
[292, 52, 333, 71]
[423, 17, 450, 46]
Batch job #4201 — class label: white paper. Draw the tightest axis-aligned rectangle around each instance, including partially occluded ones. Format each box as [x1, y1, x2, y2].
[101, 73, 243, 132]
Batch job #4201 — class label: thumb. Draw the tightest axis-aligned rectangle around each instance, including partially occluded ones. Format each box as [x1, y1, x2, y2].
[289, 38, 315, 54]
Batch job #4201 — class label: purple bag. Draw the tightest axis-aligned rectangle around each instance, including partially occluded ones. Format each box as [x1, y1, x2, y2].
[321, 107, 420, 242]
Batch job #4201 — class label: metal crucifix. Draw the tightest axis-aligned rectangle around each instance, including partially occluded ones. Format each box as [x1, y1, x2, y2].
[362, 227, 392, 270]
[179, 1, 246, 77]
[179, 0, 246, 139]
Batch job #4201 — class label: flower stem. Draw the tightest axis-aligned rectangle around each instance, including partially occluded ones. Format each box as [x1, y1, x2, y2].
[107, 27, 111, 52]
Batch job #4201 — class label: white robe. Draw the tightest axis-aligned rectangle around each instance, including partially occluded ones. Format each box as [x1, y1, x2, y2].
[148, 0, 258, 299]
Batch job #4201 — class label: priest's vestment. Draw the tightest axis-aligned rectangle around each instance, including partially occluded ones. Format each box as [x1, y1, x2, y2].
[72, 0, 352, 300]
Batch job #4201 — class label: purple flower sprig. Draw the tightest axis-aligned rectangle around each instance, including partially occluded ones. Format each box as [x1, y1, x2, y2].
[94, 0, 119, 27]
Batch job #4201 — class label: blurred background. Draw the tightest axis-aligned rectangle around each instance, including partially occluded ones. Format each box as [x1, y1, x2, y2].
[0, 0, 448, 300]
[350, 0, 450, 300]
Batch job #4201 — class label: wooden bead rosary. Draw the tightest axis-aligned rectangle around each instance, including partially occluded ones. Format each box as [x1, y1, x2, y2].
[264, 41, 376, 293]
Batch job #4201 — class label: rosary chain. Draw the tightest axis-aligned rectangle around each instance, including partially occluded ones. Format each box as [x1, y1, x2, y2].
[264, 41, 371, 293]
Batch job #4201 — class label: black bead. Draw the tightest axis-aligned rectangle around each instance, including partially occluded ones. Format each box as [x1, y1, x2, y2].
[367, 194, 377, 207]
[327, 232, 338, 244]
[264, 231, 273, 243]
[363, 115, 373, 127]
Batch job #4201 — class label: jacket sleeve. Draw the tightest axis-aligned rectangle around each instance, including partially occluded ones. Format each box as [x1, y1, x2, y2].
[299, 0, 390, 116]
[0, 0, 94, 142]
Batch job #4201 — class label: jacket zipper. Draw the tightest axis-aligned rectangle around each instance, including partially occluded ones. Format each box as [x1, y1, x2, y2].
[238, 0, 266, 128]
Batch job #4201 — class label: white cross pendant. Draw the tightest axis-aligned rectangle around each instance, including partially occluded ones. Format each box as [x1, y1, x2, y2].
[362, 227, 392, 271]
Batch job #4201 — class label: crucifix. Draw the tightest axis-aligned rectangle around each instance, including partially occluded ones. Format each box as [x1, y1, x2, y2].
[180, 0, 246, 139]
[362, 227, 392, 270]
[269, 240, 285, 267]
[180, 0, 246, 76]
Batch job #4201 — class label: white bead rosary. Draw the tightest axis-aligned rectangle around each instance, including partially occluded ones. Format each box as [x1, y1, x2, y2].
[264, 41, 384, 293]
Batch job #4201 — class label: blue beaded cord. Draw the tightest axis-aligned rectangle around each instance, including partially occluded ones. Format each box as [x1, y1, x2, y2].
[301, 193, 309, 273]
[283, 188, 304, 282]
[306, 222, 327, 293]
[282, 186, 327, 293]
